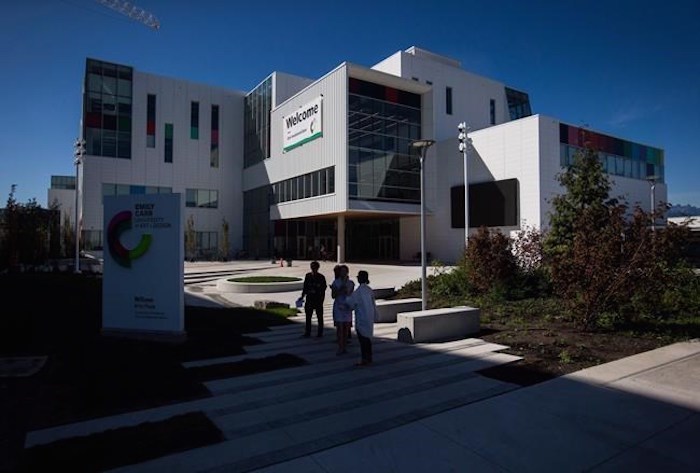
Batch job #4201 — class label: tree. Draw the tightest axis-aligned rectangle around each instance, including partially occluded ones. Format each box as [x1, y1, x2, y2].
[62, 211, 74, 258]
[185, 215, 196, 261]
[546, 145, 692, 329]
[1, 186, 61, 270]
[545, 145, 613, 257]
[219, 218, 230, 261]
[1, 185, 20, 270]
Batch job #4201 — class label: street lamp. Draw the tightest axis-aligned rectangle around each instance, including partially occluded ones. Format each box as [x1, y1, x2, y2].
[410, 139, 436, 311]
[647, 175, 659, 232]
[74, 138, 86, 273]
[457, 123, 472, 248]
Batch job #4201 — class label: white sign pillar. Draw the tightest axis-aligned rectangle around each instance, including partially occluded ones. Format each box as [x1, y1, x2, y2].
[102, 193, 185, 337]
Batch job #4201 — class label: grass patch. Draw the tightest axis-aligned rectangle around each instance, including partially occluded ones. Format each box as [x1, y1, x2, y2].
[266, 306, 299, 318]
[19, 412, 224, 472]
[227, 276, 301, 283]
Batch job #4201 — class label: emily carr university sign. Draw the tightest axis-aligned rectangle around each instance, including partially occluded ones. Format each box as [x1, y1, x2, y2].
[283, 96, 323, 151]
[102, 193, 184, 337]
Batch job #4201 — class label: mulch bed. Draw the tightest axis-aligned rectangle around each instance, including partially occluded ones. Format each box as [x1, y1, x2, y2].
[476, 318, 685, 386]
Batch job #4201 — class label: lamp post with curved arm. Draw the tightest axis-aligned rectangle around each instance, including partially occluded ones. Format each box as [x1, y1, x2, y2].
[410, 139, 436, 311]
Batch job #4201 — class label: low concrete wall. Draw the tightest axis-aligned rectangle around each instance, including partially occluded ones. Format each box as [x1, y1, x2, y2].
[216, 278, 303, 294]
[375, 298, 422, 323]
[397, 306, 480, 343]
[372, 286, 396, 299]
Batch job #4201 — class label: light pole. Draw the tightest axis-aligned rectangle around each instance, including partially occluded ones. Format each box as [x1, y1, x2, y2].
[457, 123, 471, 248]
[410, 139, 436, 311]
[74, 138, 86, 273]
[647, 175, 659, 232]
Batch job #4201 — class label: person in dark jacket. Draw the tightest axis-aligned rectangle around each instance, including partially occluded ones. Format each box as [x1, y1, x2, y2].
[300, 261, 327, 338]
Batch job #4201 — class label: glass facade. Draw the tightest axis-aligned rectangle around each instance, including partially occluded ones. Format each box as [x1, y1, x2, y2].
[559, 124, 664, 182]
[348, 78, 422, 204]
[84, 58, 132, 158]
[185, 188, 219, 208]
[243, 76, 272, 168]
[243, 185, 272, 258]
[346, 218, 400, 260]
[146, 94, 156, 148]
[505, 87, 532, 120]
[211, 105, 219, 168]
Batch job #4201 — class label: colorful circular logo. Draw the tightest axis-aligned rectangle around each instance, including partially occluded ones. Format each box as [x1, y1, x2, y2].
[107, 210, 152, 268]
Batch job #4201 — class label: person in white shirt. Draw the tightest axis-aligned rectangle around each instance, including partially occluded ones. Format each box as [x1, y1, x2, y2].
[344, 270, 378, 366]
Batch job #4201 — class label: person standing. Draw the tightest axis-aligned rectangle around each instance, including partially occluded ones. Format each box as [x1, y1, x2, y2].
[344, 270, 378, 366]
[330, 264, 354, 355]
[300, 261, 327, 338]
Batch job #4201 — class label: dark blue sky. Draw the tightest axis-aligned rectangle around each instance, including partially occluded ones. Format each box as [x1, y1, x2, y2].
[1, 0, 698, 207]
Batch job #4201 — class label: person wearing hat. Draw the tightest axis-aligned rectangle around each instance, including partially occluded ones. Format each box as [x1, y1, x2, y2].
[344, 270, 378, 366]
[300, 261, 327, 338]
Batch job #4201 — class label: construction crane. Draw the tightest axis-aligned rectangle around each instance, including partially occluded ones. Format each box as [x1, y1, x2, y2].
[96, 0, 160, 30]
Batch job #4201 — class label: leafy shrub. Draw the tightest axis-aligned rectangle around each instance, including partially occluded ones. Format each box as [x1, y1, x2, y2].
[464, 226, 517, 295]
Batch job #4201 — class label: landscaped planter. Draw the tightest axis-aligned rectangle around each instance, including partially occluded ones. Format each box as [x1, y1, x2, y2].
[216, 276, 303, 294]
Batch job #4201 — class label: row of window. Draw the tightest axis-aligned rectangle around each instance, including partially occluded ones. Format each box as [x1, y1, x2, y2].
[102, 183, 172, 197]
[272, 167, 335, 204]
[101, 184, 219, 208]
[560, 144, 664, 182]
[51, 175, 76, 190]
[82, 229, 219, 255]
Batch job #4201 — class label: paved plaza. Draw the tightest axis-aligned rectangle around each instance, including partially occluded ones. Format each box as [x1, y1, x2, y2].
[22, 261, 700, 472]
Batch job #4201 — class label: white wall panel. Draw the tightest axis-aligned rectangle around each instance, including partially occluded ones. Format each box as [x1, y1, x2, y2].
[81, 67, 244, 253]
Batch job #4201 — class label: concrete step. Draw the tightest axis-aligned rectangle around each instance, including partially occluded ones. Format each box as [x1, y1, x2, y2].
[205, 340, 514, 397]
[107, 371, 518, 472]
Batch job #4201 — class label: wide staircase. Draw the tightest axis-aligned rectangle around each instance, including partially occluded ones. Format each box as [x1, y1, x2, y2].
[27, 299, 523, 472]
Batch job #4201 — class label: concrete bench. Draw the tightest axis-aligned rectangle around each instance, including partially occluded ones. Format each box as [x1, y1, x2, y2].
[397, 306, 480, 343]
[375, 298, 423, 323]
[372, 286, 396, 299]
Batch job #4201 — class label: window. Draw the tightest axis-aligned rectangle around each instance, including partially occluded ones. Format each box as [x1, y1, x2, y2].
[411, 77, 419, 82]
[83, 59, 132, 158]
[446, 87, 453, 115]
[185, 188, 219, 208]
[147, 94, 156, 148]
[190, 101, 199, 139]
[426, 80, 433, 85]
[490, 99, 496, 125]
[164, 123, 173, 163]
[211, 105, 219, 168]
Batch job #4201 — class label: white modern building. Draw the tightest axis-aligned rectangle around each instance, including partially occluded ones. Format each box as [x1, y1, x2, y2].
[49, 46, 667, 264]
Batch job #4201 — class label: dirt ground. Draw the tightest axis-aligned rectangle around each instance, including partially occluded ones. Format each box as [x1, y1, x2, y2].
[476, 318, 678, 385]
